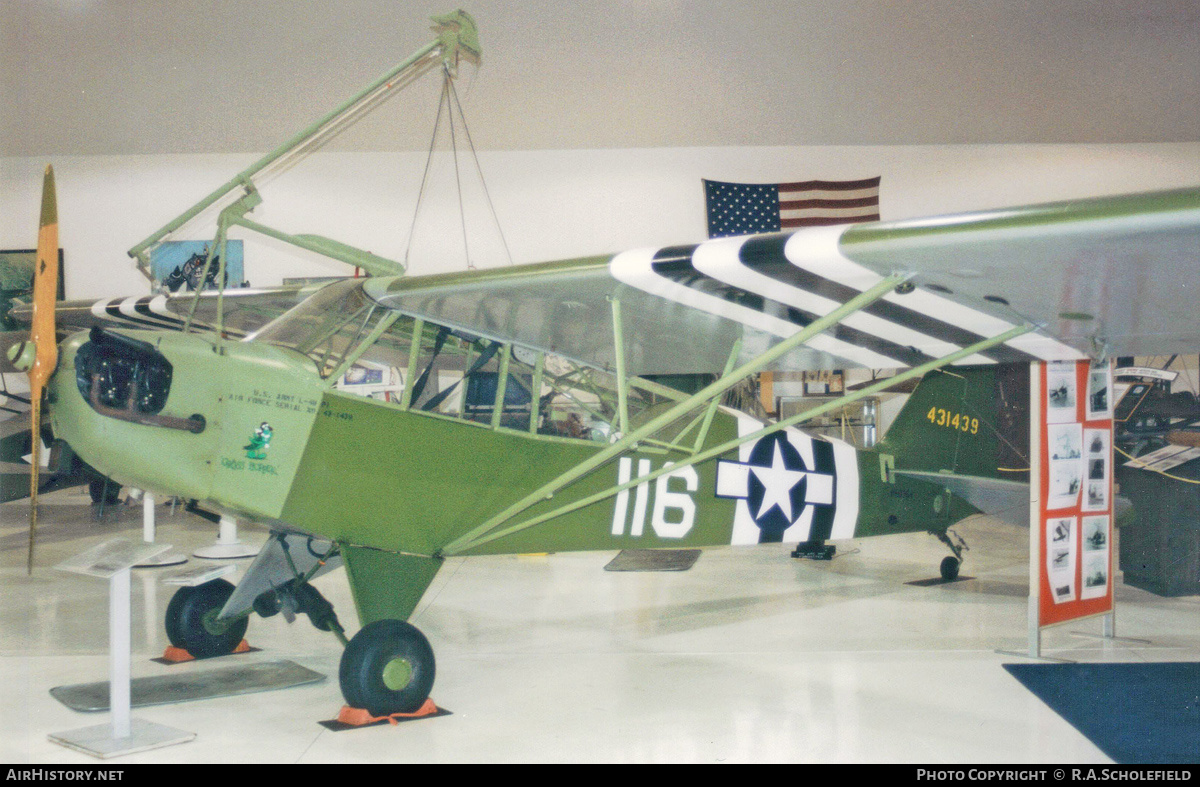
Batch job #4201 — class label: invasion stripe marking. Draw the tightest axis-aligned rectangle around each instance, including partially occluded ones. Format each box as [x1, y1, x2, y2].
[137, 296, 187, 329]
[611, 247, 902, 370]
[104, 301, 168, 330]
[786, 226, 1083, 363]
[120, 296, 182, 330]
[651, 246, 937, 369]
[93, 295, 227, 336]
[694, 236, 995, 366]
[738, 234, 1030, 365]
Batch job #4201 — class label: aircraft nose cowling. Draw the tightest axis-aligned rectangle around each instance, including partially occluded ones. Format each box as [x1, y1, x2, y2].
[72, 326, 206, 433]
[49, 328, 221, 500]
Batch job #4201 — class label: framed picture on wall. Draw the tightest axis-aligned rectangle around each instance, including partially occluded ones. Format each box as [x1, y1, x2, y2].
[150, 240, 244, 292]
[0, 248, 65, 331]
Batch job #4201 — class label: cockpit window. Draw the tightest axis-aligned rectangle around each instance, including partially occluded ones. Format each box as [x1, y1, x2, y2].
[273, 288, 678, 443]
[250, 280, 385, 377]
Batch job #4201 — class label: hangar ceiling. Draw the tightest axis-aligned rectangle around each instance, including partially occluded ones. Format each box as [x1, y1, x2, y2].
[2, 0, 1199, 157]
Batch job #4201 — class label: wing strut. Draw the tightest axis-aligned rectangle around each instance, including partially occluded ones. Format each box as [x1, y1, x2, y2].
[439, 271, 912, 555]
[126, 10, 482, 286]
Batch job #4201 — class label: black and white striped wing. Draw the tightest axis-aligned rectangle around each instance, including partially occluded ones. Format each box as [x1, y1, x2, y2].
[367, 187, 1200, 376]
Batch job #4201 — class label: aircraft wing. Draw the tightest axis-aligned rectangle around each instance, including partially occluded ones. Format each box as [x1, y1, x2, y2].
[838, 188, 1200, 359]
[365, 187, 1200, 376]
[9, 284, 322, 339]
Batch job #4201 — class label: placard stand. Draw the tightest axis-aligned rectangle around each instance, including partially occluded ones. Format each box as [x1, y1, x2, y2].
[132, 491, 188, 568]
[49, 539, 195, 758]
[193, 515, 259, 559]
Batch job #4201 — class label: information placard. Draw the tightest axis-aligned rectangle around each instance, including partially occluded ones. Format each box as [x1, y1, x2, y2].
[1035, 361, 1115, 627]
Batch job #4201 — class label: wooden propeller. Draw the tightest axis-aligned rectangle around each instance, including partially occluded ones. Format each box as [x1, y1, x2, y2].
[7, 166, 59, 573]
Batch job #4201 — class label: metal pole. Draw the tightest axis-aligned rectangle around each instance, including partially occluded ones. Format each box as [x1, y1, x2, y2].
[529, 352, 545, 433]
[1028, 361, 1043, 659]
[109, 567, 132, 739]
[610, 297, 630, 434]
[692, 337, 743, 453]
[142, 491, 155, 543]
[491, 344, 511, 429]
[399, 318, 425, 411]
[127, 42, 443, 265]
[230, 216, 402, 276]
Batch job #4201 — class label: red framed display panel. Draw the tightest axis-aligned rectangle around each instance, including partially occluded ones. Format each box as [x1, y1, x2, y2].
[1034, 360, 1114, 628]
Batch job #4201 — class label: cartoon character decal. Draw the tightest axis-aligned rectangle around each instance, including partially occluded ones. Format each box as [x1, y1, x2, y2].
[244, 422, 273, 459]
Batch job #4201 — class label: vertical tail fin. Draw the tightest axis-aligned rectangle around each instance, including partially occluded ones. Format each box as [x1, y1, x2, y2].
[876, 364, 1029, 481]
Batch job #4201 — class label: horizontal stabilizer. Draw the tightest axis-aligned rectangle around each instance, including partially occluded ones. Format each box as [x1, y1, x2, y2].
[896, 470, 1029, 527]
[896, 469, 1134, 528]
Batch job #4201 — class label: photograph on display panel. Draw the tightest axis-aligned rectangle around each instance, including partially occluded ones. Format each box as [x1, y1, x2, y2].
[1045, 516, 1077, 603]
[1086, 364, 1113, 420]
[1082, 428, 1110, 512]
[1046, 362, 1078, 424]
[1, 248, 65, 331]
[1047, 423, 1083, 510]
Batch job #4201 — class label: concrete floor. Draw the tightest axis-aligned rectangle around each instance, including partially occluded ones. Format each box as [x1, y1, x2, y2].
[1, 486, 1196, 763]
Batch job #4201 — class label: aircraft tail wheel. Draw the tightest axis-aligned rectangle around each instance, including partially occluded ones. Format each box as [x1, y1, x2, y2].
[164, 578, 248, 658]
[940, 555, 960, 582]
[339, 620, 436, 716]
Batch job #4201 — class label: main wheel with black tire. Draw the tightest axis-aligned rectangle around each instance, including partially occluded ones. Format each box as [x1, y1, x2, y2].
[940, 555, 961, 582]
[339, 619, 435, 716]
[164, 578, 248, 658]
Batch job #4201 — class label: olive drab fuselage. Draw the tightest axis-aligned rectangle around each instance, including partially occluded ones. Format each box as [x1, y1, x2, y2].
[49, 319, 971, 575]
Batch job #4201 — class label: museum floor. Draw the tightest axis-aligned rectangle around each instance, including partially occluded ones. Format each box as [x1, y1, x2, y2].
[1, 487, 1197, 764]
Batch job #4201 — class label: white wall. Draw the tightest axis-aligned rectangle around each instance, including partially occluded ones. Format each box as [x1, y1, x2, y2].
[2, 143, 1199, 300]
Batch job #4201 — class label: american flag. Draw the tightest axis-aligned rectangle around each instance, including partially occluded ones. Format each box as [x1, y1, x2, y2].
[704, 176, 881, 238]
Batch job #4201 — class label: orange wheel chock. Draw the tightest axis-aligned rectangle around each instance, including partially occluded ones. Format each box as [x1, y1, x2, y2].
[161, 639, 250, 663]
[336, 698, 440, 726]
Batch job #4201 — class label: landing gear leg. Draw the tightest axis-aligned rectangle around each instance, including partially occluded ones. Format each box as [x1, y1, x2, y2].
[932, 528, 968, 582]
[791, 539, 836, 560]
[254, 579, 348, 646]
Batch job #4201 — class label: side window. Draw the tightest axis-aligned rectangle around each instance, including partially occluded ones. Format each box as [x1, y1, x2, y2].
[333, 314, 412, 403]
[531, 353, 616, 442]
[254, 280, 389, 378]
[328, 315, 670, 447]
[407, 325, 471, 416]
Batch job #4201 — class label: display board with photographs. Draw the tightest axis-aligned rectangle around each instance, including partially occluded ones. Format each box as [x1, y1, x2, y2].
[1035, 360, 1114, 626]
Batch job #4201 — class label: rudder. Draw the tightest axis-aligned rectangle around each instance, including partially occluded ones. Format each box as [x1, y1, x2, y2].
[876, 364, 1029, 481]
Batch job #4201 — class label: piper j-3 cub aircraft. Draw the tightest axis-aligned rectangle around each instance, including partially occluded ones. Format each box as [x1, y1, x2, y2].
[9, 11, 1200, 718]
